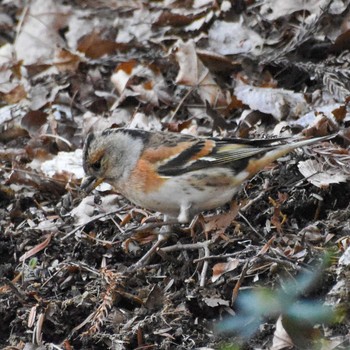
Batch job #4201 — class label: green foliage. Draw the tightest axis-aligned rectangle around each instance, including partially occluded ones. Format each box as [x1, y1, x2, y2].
[28, 257, 38, 269]
[219, 344, 240, 350]
[216, 253, 341, 345]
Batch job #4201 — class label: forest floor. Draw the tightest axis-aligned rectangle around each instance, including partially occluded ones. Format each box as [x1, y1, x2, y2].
[0, 1, 350, 349]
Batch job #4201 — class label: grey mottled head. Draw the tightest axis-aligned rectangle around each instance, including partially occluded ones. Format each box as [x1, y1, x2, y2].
[82, 128, 144, 190]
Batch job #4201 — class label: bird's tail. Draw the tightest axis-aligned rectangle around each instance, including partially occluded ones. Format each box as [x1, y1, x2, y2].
[243, 133, 335, 179]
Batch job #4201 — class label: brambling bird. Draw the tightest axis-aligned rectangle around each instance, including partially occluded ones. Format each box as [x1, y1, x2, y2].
[81, 128, 333, 223]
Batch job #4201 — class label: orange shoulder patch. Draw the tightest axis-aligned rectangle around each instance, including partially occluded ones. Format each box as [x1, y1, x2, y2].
[142, 141, 193, 163]
[190, 140, 215, 161]
[130, 159, 166, 193]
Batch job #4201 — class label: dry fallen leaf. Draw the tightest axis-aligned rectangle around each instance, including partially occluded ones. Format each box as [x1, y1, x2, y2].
[19, 234, 52, 262]
[271, 315, 294, 350]
[234, 80, 308, 120]
[173, 39, 229, 107]
[260, 0, 346, 21]
[298, 159, 348, 188]
[208, 20, 264, 55]
[14, 0, 71, 65]
[212, 259, 240, 282]
[203, 202, 240, 236]
[111, 60, 171, 107]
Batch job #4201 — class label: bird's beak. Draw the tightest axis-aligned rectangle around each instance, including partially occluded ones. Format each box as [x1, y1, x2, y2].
[80, 176, 104, 193]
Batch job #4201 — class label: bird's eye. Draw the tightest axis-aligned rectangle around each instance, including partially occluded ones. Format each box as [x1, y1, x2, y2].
[91, 160, 102, 171]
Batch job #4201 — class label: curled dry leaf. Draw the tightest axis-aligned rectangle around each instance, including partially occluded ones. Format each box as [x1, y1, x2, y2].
[208, 21, 264, 55]
[19, 234, 52, 262]
[260, 0, 346, 21]
[40, 149, 84, 179]
[203, 202, 240, 235]
[271, 315, 294, 350]
[298, 159, 348, 188]
[173, 39, 229, 107]
[234, 81, 308, 120]
[295, 104, 342, 129]
[196, 49, 241, 74]
[212, 259, 240, 282]
[302, 114, 338, 138]
[111, 60, 172, 107]
[14, 0, 71, 65]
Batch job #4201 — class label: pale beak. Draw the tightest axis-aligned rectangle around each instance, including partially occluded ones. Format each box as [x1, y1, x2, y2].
[80, 176, 104, 193]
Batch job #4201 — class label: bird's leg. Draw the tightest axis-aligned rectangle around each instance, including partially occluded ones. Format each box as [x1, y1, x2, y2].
[128, 215, 176, 270]
[188, 214, 205, 239]
[177, 202, 191, 224]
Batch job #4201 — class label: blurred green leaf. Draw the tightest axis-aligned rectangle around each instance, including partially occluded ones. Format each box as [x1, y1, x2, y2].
[216, 253, 339, 346]
[28, 257, 38, 269]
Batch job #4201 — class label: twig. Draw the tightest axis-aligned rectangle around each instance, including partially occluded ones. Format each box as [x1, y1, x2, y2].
[169, 86, 195, 121]
[61, 207, 127, 241]
[258, 255, 302, 271]
[194, 246, 257, 263]
[127, 233, 170, 272]
[40, 134, 73, 149]
[231, 260, 250, 305]
[1, 278, 26, 304]
[238, 211, 266, 242]
[160, 240, 213, 252]
[240, 185, 267, 212]
[199, 241, 210, 287]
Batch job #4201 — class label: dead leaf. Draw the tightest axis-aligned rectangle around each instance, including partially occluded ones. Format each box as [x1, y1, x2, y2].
[257, 236, 276, 256]
[197, 49, 241, 74]
[331, 105, 346, 122]
[203, 296, 230, 307]
[208, 21, 264, 55]
[14, 0, 70, 65]
[21, 111, 48, 136]
[155, 10, 199, 27]
[298, 159, 348, 188]
[0, 84, 26, 104]
[330, 29, 350, 53]
[271, 315, 294, 350]
[40, 149, 84, 179]
[144, 285, 164, 310]
[203, 202, 240, 235]
[302, 114, 338, 137]
[173, 39, 228, 107]
[19, 234, 52, 262]
[77, 30, 119, 58]
[111, 60, 171, 106]
[54, 48, 81, 72]
[234, 80, 308, 120]
[212, 259, 240, 282]
[282, 313, 322, 349]
[260, 0, 345, 21]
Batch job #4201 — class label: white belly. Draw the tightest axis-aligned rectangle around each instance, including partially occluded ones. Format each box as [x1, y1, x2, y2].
[128, 168, 241, 222]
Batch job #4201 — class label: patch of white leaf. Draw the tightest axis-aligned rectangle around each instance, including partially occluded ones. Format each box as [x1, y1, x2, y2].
[208, 20, 264, 55]
[40, 149, 84, 178]
[234, 81, 308, 120]
[298, 159, 348, 188]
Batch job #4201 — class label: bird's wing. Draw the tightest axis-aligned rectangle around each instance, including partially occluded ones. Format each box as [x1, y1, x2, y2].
[155, 135, 333, 176]
[155, 139, 276, 176]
